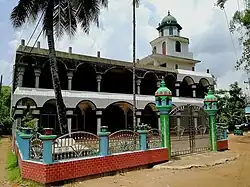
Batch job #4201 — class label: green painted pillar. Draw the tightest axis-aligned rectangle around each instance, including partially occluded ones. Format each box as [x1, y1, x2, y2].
[155, 80, 172, 158]
[204, 89, 218, 152]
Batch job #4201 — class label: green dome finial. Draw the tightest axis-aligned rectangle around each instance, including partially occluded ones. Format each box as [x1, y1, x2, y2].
[204, 88, 217, 102]
[155, 79, 172, 97]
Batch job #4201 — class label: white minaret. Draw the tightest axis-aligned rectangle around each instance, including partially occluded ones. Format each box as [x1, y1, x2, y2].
[150, 11, 193, 59]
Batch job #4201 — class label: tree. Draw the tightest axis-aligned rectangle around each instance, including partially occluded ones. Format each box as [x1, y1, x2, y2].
[216, 0, 250, 73]
[10, 0, 108, 134]
[0, 86, 13, 135]
[215, 82, 246, 131]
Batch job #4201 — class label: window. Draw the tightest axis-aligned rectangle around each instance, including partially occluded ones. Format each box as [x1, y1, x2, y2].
[175, 41, 181, 52]
[161, 30, 164, 36]
[169, 27, 173, 35]
[162, 42, 166, 55]
[192, 67, 195, 71]
[153, 47, 157, 54]
[175, 64, 178, 69]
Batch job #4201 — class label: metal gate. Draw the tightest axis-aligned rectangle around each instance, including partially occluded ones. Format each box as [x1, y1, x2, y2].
[170, 105, 210, 156]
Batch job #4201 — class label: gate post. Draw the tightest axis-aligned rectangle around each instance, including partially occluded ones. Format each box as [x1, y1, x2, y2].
[204, 89, 218, 151]
[155, 80, 172, 158]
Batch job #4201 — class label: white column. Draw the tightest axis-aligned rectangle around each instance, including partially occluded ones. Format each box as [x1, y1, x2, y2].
[66, 110, 73, 134]
[193, 111, 198, 135]
[96, 110, 102, 133]
[67, 71, 73, 90]
[192, 84, 196, 98]
[175, 83, 180, 97]
[96, 75, 102, 92]
[136, 79, 141, 94]
[176, 112, 181, 139]
[18, 67, 25, 87]
[136, 110, 141, 127]
[34, 69, 41, 88]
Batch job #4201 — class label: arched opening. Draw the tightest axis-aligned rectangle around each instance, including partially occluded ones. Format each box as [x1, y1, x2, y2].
[40, 99, 59, 134]
[169, 27, 173, 35]
[101, 68, 133, 94]
[39, 61, 68, 90]
[72, 100, 97, 134]
[16, 97, 37, 108]
[141, 103, 158, 129]
[153, 46, 157, 54]
[175, 41, 181, 52]
[162, 42, 166, 55]
[197, 78, 210, 98]
[23, 64, 35, 88]
[179, 77, 194, 97]
[141, 72, 158, 95]
[72, 64, 97, 92]
[102, 102, 133, 133]
[165, 75, 176, 96]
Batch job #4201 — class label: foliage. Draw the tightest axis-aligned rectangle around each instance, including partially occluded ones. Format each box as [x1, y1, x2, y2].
[216, 0, 250, 73]
[215, 82, 246, 131]
[0, 86, 13, 134]
[10, 0, 113, 135]
[6, 150, 21, 183]
[22, 108, 38, 129]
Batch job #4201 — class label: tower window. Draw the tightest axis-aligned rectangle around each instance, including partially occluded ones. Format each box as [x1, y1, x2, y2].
[169, 27, 173, 35]
[161, 30, 164, 36]
[153, 47, 156, 54]
[175, 41, 181, 52]
[175, 64, 178, 69]
[192, 67, 195, 71]
[162, 42, 166, 55]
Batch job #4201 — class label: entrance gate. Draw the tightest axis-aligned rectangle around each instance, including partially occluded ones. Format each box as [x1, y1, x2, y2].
[169, 105, 210, 156]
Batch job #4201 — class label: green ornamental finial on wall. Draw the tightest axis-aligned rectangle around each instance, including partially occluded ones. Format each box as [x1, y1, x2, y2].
[204, 89, 218, 115]
[155, 79, 172, 109]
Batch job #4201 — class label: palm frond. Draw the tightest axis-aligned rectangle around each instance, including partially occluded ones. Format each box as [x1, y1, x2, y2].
[53, 0, 67, 39]
[10, 0, 36, 28]
[216, 0, 228, 9]
[64, 0, 77, 37]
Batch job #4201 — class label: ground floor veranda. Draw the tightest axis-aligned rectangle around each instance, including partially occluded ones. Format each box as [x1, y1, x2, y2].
[12, 87, 205, 134]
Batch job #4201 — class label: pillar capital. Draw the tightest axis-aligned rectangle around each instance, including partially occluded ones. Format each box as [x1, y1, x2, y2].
[67, 71, 74, 79]
[34, 68, 41, 76]
[96, 74, 102, 81]
[136, 79, 141, 85]
[96, 109, 103, 116]
[18, 67, 25, 75]
[175, 82, 181, 87]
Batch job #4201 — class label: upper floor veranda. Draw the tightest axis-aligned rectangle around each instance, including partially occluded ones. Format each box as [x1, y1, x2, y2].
[13, 40, 214, 99]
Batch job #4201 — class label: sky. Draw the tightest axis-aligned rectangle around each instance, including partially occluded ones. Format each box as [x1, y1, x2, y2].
[0, 0, 248, 91]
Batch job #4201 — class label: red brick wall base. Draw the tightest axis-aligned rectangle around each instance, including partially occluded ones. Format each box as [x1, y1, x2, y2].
[15, 145, 169, 184]
[217, 140, 228, 151]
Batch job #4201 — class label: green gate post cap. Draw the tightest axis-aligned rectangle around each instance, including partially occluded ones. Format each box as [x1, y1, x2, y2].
[155, 80, 172, 97]
[204, 89, 217, 102]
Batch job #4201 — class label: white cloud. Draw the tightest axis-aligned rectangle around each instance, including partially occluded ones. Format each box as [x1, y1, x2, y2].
[3, 0, 247, 90]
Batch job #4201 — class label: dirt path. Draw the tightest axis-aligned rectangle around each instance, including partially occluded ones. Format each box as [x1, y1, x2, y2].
[66, 133, 250, 187]
[0, 137, 11, 187]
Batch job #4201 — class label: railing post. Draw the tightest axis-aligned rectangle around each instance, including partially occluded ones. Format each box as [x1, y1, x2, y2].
[138, 130, 147, 150]
[98, 126, 110, 156]
[19, 133, 33, 160]
[40, 135, 57, 164]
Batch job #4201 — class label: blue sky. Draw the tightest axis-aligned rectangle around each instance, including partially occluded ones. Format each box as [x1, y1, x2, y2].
[0, 0, 247, 90]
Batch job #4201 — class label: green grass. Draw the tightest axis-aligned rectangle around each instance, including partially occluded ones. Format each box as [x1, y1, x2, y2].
[6, 150, 21, 183]
[6, 151, 43, 187]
